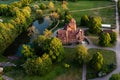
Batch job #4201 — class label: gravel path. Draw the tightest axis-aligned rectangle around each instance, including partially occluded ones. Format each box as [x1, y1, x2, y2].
[70, 5, 115, 12]
[2, 75, 14, 80]
[0, 62, 15, 80]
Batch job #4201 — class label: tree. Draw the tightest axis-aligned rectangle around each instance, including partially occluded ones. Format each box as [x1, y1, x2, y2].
[36, 9, 43, 19]
[62, 1, 68, 10]
[34, 36, 64, 62]
[50, 12, 59, 21]
[109, 73, 120, 80]
[99, 32, 111, 46]
[40, 3, 46, 10]
[56, 8, 64, 20]
[80, 15, 89, 26]
[21, 44, 34, 58]
[22, 6, 31, 18]
[88, 16, 102, 34]
[65, 10, 72, 23]
[23, 53, 52, 76]
[110, 32, 117, 44]
[49, 37, 64, 62]
[75, 45, 91, 64]
[20, 0, 33, 6]
[49, 1, 54, 10]
[43, 29, 52, 38]
[90, 52, 104, 72]
[33, 35, 47, 56]
[10, 1, 22, 8]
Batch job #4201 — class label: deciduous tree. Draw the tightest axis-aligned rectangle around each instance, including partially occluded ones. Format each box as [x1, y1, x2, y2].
[99, 32, 111, 46]
[90, 52, 103, 72]
[109, 73, 120, 80]
[75, 45, 91, 64]
[23, 53, 52, 75]
[88, 16, 102, 34]
[110, 32, 117, 44]
[21, 44, 34, 58]
[80, 15, 89, 26]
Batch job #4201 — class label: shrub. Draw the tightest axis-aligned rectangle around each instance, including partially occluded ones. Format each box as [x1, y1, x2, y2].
[0, 75, 2, 80]
[90, 52, 104, 72]
[75, 45, 91, 64]
[109, 73, 120, 80]
[88, 16, 102, 34]
[110, 32, 117, 44]
[80, 15, 89, 26]
[23, 54, 52, 76]
[21, 44, 34, 58]
[40, 3, 46, 10]
[34, 36, 65, 62]
[64, 63, 70, 68]
[4, 66, 15, 72]
[99, 32, 111, 46]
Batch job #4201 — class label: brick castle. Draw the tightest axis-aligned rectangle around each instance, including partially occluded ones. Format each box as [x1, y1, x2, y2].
[57, 18, 84, 44]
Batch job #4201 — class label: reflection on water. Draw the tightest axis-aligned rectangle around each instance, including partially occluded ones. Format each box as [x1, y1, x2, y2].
[16, 17, 52, 56]
[33, 17, 52, 34]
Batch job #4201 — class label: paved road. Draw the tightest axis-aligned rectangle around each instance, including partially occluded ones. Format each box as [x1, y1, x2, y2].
[89, 0, 120, 80]
[82, 64, 86, 80]
[2, 75, 14, 80]
[0, 62, 15, 80]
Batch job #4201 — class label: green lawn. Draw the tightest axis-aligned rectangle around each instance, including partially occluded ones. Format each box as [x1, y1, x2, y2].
[87, 35, 99, 46]
[0, 0, 19, 4]
[68, 1, 116, 28]
[0, 54, 8, 62]
[87, 48, 116, 79]
[5, 47, 82, 80]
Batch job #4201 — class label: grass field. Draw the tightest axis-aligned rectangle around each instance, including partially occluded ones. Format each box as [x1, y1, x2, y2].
[87, 48, 116, 79]
[0, 0, 19, 4]
[0, 54, 8, 62]
[87, 36, 99, 46]
[5, 47, 82, 80]
[68, 1, 116, 28]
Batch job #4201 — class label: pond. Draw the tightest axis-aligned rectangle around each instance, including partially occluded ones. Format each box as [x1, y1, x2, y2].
[4, 16, 52, 57]
[33, 17, 52, 34]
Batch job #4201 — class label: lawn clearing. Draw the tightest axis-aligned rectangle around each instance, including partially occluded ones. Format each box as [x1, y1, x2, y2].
[5, 47, 82, 80]
[87, 48, 116, 79]
[68, 1, 116, 28]
[87, 36, 99, 46]
[0, 54, 8, 62]
[0, 0, 19, 4]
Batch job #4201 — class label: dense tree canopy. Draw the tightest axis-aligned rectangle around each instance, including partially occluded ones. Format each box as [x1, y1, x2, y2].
[49, 1, 54, 10]
[0, 0, 32, 54]
[90, 52, 104, 72]
[34, 35, 64, 62]
[80, 15, 89, 26]
[109, 73, 120, 80]
[110, 32, 117, 44]
[88, 16, 102, 34]
[20, 0, 33, 6]
[99, 32, 111, 46]
[39, 3, 46, 10]
[75, 45, 91, 64]
[23, 54, 52, 75]
[64, 10, 72, 23]
[21, 44, 34, 58]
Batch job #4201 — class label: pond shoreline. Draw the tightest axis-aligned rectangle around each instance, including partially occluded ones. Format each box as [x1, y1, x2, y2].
[3, 17, 52, 57]
[3, 31, 30, 56]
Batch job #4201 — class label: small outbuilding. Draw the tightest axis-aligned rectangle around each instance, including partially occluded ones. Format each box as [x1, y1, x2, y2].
[102, 24, 111, 28]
